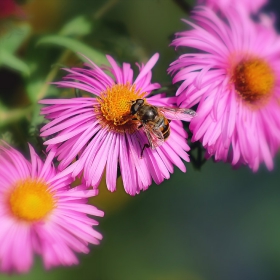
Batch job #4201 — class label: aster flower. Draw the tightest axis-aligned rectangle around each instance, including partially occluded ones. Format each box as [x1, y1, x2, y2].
[169, 7, 280, 171]
[0, 142, 103, 273]
[197, 0, 267, 14]
[39, 53, 195, 195]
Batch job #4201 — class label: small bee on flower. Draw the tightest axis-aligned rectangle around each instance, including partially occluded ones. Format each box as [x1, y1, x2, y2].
[40, 54, 195, 195]
[128, 98, 195, 156]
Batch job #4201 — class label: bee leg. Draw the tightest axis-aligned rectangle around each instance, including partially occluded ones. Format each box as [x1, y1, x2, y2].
[138, 124, 143, 129]
[140, 143, 150, 158]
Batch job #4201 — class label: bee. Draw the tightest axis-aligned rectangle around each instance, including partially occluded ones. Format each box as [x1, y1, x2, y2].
[130, 99, 196, 156]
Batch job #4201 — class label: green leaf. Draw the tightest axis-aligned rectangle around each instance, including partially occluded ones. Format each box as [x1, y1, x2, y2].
[0, 101, 32, 128]
[1, 131, 16, 146]
[29, 103, 45, 133]
[0, 49, 30, 75]
[26, 79, 44, 103]
[59, 15, 92, 37]
[26, 78, 60, 103]
[37, 36, 108, 65]
[0, 23, 31, 53]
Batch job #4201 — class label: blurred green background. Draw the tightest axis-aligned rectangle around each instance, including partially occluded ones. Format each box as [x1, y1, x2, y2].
[1, 0, 280, 279]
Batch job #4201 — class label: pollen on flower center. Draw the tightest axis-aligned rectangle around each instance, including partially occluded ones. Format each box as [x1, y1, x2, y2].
[233, 58, 275, 103]
[95, 82, 145, 133]
[8, 179, 56, 222]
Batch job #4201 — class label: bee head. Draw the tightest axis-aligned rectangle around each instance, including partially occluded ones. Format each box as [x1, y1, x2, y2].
[130, 99, 145, 115]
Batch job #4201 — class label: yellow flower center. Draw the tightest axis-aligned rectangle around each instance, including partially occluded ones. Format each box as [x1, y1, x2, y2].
[95, 82, 145, 133]
[8, 179, 56, 222]
[233, 58, 275, 104]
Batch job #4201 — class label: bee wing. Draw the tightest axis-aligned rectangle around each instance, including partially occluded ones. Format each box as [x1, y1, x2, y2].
[158, 107, 196, 121]
[142, 123, 164, 149]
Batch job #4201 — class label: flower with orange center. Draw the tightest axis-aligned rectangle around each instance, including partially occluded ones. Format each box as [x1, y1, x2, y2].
[8, 179, 55, 222]
[40, 53, 194, 195]
[0, 142, 103, 273]
[233, 58, 275, 104]
[96, 83, 145, 133]
[169, 7, 280, 171]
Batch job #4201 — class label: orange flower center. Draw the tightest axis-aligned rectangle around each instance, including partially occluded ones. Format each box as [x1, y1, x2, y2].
[233, 58, 275, 104]
[95, 82, 145, 133]
[8, 178, 56, 222]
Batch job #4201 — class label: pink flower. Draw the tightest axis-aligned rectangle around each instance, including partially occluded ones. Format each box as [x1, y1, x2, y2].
[169, 7, 280, 171]
[197, 0, 267, 14]
[0, 0, 24, 19]
[0, 142, 104, 273]
[40, 53, 195, 195]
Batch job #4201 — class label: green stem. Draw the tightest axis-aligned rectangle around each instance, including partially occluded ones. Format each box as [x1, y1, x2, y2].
[0, 104, 33, 128]
[93, 0, 119, 20]
[36, 49, 71, 101]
